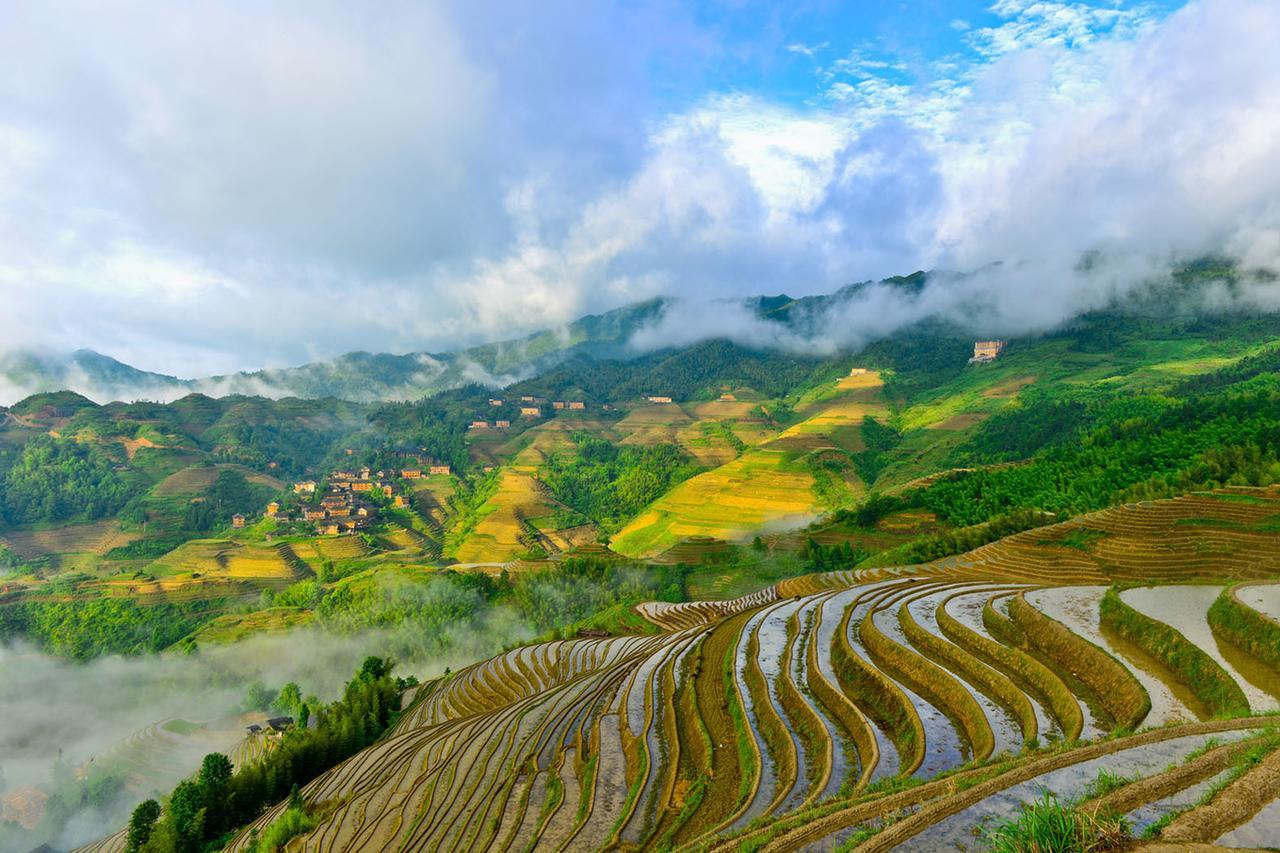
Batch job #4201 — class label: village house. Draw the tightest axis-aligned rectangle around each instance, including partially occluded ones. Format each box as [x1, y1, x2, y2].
[971, 340, 1006, 363]
[495, 419, 511, 429]
[293, 481, 316, 494]
[266, 501, 280, 516]
[401, 469, 422, 479]
[848, 367, 868, 376]
[344, 448, 355, 456]
[520, 406, 541, 417]
[567, 401, 586, 410]
[328, 506, 352, 518]
[319, 521, 341, 535]
[552, 401, 566, 410]
[489, 398, 503, 406]
[304, 508, 328, 522]
[429, 464, 451, 475]
[352, 481, 373, 493]
[355, 505, 372, 517]
[719, 393, 737, 401]
[359, 466, 372, 480]
[470, 420, 490, 430]
[321, 494, 348, 508]
[231, 514, 246, 529]
[646, 395, 673, 404]
[382, 484, 394, 497]
[394, 495, 408, 508]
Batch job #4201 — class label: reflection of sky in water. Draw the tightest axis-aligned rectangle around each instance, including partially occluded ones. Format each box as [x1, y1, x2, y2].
[903, 730, 1255, 850]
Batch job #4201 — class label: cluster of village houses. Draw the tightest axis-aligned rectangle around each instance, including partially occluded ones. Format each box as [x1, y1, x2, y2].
[230, 456, 451, 536]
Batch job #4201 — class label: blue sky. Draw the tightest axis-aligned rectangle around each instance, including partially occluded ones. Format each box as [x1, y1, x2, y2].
[1, 0, 1276, 387]
[667, 1, 1184, 105]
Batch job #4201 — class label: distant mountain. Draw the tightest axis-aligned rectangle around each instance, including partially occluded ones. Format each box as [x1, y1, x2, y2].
[0, 299, 670, 406]
[0, 349, 189, 405]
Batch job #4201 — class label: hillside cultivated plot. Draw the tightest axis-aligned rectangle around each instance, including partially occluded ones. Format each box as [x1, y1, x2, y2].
[613, 402, 694, 446]
[60, 489, 1280, 853]
[609, 447, 820, 558]
[190, 606, 314, 645]
[0, 520, 140, 559]
[150, 463, 285, 496]
[449, 469, 581, 564]
[141, 539, 312, 591]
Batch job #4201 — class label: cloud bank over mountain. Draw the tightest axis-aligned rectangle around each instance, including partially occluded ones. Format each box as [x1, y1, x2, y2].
[0, 0, 1277, 376]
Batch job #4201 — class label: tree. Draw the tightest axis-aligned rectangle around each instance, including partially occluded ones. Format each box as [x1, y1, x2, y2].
[198, 753, 233, 833]
[274, 682, 302, 715]
[125, 799, 161, 853]
[167, 779, 205, 850]
[358, 656, 391, 682]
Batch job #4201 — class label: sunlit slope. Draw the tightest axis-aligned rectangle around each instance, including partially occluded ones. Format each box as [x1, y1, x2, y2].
[214, 487, 1280, 852]
[448, 467, 595, 565]
[609, 372, 888, 558]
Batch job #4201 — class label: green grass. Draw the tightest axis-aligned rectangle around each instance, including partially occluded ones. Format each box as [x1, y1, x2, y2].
[983, 793, 1129, 853]
[1100, 587, 1249, 718]
[161, 718, 203, 736]
[1208, 585, 1280, 671]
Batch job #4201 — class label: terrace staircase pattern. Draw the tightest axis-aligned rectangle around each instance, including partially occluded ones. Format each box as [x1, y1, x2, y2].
[88, 487, 1280, 852]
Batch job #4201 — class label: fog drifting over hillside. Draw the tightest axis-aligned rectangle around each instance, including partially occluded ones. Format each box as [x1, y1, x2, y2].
[0, 0, 1276, 379]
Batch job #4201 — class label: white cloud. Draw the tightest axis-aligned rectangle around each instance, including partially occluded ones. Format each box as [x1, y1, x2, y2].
[0, 0, 1277, 380]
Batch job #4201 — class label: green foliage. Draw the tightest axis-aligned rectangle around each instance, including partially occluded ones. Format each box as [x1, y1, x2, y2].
[247, 804, 316, 853]
[512, 340, 831, 404]
[242, 682, 278, 712]
[852, 416, 902, 485]
[136, 659, 403, 853]
[984, 793, 1129, 853]
[182, 469, 273, 532]
[0, 597, 208, 660]
[1, 435, 134, 524]
[126, 799, 161, 853]
[957, 393, 1088, 463]
[807, 451, 857, 509]
[274, 579, 322, 608]
[859, 509, 1051, 568]
[1100, 587, 1249, 717]
[918, 388, 1280, 527]
[544, 433, 701, 533]
[1208, 586, 1280, 671]
[800, 538, 869, 573]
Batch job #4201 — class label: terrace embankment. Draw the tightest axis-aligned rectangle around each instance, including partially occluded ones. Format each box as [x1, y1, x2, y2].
[74, 489, 1280, 852]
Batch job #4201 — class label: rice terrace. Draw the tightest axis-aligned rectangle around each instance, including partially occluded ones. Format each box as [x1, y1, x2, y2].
[5, 2, 1280, 852]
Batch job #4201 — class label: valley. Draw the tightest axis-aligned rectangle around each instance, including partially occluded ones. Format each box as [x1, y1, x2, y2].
[4, 275, 1280, 851]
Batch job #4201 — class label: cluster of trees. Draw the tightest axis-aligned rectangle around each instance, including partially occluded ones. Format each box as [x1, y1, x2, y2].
[852, 415, 903, 485]
[314, 557, 686, 663]
[0, 436, 134, 524]
[544, 434, 701, 532]
[921, 387, 1280, 527]
[799, 538, 870, 572]
[124, 657, 404, 853]
[182, 469, 275, 533]
[859, 508, 1053, 568]
[507, 340, 832, 404]
[0, 597, 209, 659]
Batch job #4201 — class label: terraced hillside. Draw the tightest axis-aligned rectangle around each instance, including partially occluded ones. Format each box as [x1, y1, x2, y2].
[610, 373, 888, 558]
[198, 487, 1280, 851]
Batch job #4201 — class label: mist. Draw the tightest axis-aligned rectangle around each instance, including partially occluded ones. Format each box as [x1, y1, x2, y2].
[0, 0, 1276, 375]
